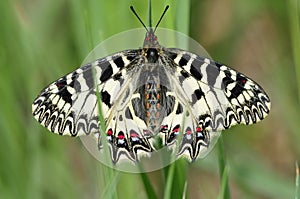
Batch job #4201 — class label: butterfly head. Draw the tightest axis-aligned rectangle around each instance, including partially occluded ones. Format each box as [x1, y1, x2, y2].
[143, 28, 160, 48]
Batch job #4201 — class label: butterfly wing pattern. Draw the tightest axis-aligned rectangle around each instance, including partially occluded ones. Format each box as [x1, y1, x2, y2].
[159, 48, 270, 160]
[32, 9, 270, 164]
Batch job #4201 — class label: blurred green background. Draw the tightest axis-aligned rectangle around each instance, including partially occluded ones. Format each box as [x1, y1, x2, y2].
[0, 0, 299, 198]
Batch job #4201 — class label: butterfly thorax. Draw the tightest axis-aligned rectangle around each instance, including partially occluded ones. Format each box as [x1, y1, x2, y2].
[145, 47, 160, 63]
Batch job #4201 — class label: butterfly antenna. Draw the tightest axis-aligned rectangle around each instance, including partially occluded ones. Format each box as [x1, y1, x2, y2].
[154, 5, 169, 33]
[130, 6, 148, 31]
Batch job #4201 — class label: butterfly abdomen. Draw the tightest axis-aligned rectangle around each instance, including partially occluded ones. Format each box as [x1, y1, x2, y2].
[144, 77, 162, 131]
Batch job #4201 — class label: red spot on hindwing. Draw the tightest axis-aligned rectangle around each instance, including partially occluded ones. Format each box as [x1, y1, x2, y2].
[107, 129, 113, 136]
[117, 132, 125, 139]
[186, 128, 192, 135]
[172, 125, 180, 135]
[130, 131, 138, 138]
[161, 125, 168, 131]
[172, 127, 180, 133]
[196, 127, 202, 132]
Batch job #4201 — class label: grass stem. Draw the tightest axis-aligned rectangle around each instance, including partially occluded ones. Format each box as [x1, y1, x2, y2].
[217, 135, 231, 199]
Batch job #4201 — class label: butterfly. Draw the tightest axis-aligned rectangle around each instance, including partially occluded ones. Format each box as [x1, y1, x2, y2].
[32, 4, 270, 165]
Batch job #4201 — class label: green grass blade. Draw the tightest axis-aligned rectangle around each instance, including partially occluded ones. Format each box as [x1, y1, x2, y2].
[217, 135, 231, 199]
[139, 171, 158, 199]
[288, 0, 300, 102]
[174, 160, 188, 199]
[100, 171, 120, 199]
[218, 166, 229, 199]
[163, 163, 176, 199]
[296, 161, 300, 199]
[162, 159, 188, 199]
[174, 0, 190, 35]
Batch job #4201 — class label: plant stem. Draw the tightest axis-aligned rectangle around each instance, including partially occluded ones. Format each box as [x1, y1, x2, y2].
[217, 135, 231, 199]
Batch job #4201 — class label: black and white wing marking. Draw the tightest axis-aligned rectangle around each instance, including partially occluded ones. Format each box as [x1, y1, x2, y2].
[32, 49, 140, 136]
[157, 48, 270, 161]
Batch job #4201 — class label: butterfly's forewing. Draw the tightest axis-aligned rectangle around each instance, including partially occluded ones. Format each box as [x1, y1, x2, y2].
[32, 50, 140, 136]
